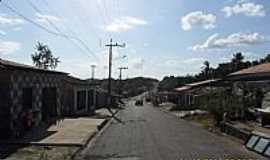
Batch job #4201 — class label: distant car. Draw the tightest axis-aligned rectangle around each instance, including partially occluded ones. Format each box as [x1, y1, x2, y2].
[145, 97, 151, 102]
[135, 100, 143, 106]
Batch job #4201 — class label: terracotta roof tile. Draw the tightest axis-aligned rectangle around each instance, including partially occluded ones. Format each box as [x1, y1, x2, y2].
[229, 63, 270, 76]
[174, 86, 192, 92]
[186, 79, 220, 87]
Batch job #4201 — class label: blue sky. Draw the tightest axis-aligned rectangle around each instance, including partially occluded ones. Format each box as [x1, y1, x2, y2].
[0, 0, 270, 80]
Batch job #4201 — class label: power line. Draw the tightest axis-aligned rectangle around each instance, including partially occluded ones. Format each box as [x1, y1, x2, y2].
[115, 0, 121, 18]
[42, 0, 80, 37]
[96, 0, 112, 38]
[101, 0, 111, 25]
[27, 0, 98, 60]
[0, 0, 98, 60]
[105, 38, 125, 113]
[96, 0, 108, 27]
[26, 0, 88, 58]
[43, 0, 101, 44]
[118, 66, 128, 95]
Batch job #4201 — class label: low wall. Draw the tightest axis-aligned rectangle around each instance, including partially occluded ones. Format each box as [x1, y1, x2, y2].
[220, 122, 251, 142]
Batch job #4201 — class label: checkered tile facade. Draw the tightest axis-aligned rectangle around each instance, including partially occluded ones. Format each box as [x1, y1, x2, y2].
[9, 70, 63, 137]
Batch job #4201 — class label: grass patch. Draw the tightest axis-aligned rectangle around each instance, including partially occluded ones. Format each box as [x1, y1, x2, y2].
[185, 114, 216, 129]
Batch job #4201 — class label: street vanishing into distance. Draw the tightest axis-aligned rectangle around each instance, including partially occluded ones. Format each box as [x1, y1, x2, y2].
[1, 0, 270, 160]
[76, 100, 265, 160]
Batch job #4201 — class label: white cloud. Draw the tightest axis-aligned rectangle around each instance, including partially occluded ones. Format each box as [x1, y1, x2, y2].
[35, 13, 62, 25]
[0, 14, 23, 26]
[192, 32, 267, 51]
[181, 11, 216, 31]
[0, 40, 21, 54]
[163, 57, 207, 76]
[222, 1, 266, 17]
[130, 57, 144, 69]
[183, 58, 206, 64]
[104, 16, 147, 32]
[0, 30, 6, 36]
[165, 57, 206, 66]
[143, 43, 150, 47]
[12, 27, 23, 31]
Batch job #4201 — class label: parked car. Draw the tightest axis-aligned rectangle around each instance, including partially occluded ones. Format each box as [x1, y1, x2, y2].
[135, 100, 144, 106]
[145, 97, 151, 102]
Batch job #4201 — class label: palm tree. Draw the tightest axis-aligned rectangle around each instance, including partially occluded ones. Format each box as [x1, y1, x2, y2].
[232, 52, 244, 64]
[201, 60, 212, 79]
[31, 42, 60, 69]
[231, 52, 245, 71]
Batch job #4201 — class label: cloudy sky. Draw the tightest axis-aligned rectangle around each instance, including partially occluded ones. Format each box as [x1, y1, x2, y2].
[0, 0, 270, 80]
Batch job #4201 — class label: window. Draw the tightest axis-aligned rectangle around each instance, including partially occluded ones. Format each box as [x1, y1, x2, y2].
[22, 88, 33, 110]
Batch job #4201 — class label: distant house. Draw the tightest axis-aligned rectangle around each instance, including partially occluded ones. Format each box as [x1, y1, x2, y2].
[95, 87, 122, 109]
[225, 63, 270, 124]
[63, 76, 97, 116]
[226, 63, 270, 81]
[156, 91, 179, 104]
[174, 86, 194, 107]
[0, 58, 67, 138]
[174, 79, 223, 108]
[225, 63, 270, 109]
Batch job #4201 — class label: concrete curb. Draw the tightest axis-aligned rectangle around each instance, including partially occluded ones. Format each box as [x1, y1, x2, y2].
[72, 109, 121, 159]
[0, 119, 109, 148]
[86, 109, 120, 148]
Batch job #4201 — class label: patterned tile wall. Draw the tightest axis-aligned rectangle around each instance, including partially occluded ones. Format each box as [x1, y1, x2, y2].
[9, 70, 63, 137]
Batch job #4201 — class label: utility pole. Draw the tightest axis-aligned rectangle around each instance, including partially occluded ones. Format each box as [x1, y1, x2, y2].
[91, 65, 96, 80]
[105, 39, 125, 109]
[118, 67, 128, 95]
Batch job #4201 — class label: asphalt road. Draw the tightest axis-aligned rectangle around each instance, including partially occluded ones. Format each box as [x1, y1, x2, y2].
[76, 101, 265, 160]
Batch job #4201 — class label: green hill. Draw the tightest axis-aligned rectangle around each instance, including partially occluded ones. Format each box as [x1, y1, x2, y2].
[90, 77, 159, 97]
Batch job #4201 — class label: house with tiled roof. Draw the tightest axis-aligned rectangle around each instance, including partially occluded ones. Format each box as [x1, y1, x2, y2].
[225, 63, 270, 126]
[226, 63, 270, 81]
[173, 79, 224, 108]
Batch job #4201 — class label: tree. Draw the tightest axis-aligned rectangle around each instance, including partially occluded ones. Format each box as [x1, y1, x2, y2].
[232, 52, 244, 64]
[196, 60, 214, 80]
[260, 54, 270, 63]
[231, 52, 245, 71]
[31, 42, 60, 69]
[202, 61, 211, 79]
[264, 54, 270, 63]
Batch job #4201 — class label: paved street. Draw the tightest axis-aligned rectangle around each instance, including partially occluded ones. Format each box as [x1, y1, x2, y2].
[76, 102, 265, 160]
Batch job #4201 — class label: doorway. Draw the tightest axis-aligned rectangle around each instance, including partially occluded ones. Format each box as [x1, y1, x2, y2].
[0, 86, 11, 138]
[42, 87, 57, 121]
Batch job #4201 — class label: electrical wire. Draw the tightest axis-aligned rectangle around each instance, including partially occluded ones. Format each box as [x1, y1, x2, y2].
[27, 0, 98, 60]
[0, 0, 98, 59]
[43, 0, 101, 44]
[96, 0, 112, 38]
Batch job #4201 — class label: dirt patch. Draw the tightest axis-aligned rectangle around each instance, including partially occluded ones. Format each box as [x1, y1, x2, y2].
[184, 114, 219, 131]
[3, 145, 79, 160]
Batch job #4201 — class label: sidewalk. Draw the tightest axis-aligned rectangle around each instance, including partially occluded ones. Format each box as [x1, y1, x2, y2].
[27, 118, 105, 146]
[0, 108, 118, 160]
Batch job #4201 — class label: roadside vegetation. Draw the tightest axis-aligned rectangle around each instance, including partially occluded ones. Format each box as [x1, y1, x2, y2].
[157, 52, 270, 125]
[158, 52, 270, 91]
